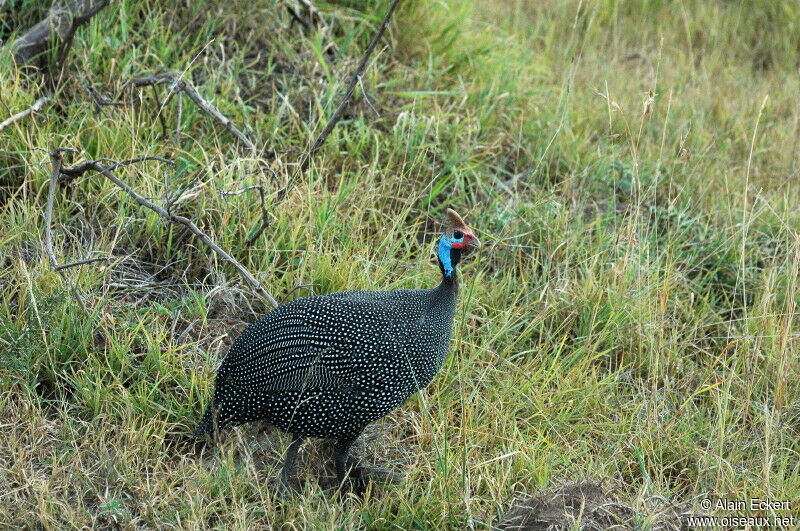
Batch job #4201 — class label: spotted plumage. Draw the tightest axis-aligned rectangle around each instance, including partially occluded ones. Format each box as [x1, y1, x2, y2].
[195, 208, 479, 491]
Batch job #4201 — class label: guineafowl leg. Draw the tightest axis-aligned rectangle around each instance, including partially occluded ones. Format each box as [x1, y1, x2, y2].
[281, 435, 305, 489]
[334, 436, 366, 492]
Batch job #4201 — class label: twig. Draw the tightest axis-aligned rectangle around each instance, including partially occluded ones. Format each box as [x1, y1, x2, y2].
[128, 73, 257, 154]
[0, 96, 50, 131]
[277, 0, 401, 202]
[45, 150, 67, 269]
[60, 157, 279, 308]
[305, 0, 397, 155]
[286, 5, 311, 31]
[55, 257, 108, 271]
[288, 0, 338, 55]
[44, 150, 91, 314]
[175, 91, 183, 144]
[220, 184, 270, 245]
[357, 74, 381, 118]
[181, 80, 257, 153]
[280, 283, 318, 303]
[60, 156, 173, 183]
[84, 86, 127, 112]
[152, 85, 169, 138]
[220, 184, 266, 199]
[297, 0, 325, 26]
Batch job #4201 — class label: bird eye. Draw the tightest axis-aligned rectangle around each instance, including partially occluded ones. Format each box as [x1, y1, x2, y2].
[452, 230, 463, 239]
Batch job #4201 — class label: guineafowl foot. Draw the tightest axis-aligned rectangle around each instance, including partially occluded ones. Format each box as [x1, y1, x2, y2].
[339, 463, 369, 496]
[333, 437, 369, 496]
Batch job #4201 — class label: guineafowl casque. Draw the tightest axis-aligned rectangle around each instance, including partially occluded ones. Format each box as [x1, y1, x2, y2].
[195, 208, 479, 491]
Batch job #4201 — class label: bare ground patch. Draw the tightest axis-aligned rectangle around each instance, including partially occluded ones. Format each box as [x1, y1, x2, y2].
[497, 481, 688, 530]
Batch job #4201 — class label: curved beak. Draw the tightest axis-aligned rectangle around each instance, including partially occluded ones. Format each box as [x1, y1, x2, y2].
[468, 234, 481, 249]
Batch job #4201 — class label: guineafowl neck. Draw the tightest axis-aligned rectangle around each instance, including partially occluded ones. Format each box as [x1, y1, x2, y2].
[424, 267, 458, 383]
[434, 269, 458, 306]
[439, 269, 458, 291]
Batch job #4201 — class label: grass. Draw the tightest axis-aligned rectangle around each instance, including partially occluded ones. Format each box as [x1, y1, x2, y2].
[2, 0, 799, 528]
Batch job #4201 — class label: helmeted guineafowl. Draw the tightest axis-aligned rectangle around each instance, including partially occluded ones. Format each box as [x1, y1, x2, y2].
[195, 208, 479, 491]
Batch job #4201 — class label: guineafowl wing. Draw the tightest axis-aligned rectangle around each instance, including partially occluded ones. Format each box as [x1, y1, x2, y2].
[218, 295, 394, 393]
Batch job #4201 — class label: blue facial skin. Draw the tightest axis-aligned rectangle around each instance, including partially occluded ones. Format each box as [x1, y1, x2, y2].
[438, 232, 464, 278]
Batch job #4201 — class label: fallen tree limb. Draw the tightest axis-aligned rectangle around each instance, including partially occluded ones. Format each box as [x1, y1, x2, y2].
[11, 0, 111, 65]
[53, 152, 279, 308]
[0, 96, 51, 132]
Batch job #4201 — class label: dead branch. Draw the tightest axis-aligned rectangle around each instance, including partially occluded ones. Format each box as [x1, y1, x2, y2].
[220, 184, 270, 245]
[175, 91, 183, 143]
[45, 150, 69, 271]
[10, 0, 111, 65]
[58, 155, 279, 308]
[281, 283, 318, 303]
[45, 149, 92, 314]
[84, 85, 126, 110]
[60, 155, 173, 183]
[82, 72, 274, 244]
[286, 5, 311, 31]
[128, 73, 257, 154]
[78, 0, 400, 247]
[56, 257, 108, 270]
[278, 0, 401, 202]
[0, 96, 51, 132]
[305, 0, 399, 155]
[296, 0, 325, 27]
[287, 0, 338, 55]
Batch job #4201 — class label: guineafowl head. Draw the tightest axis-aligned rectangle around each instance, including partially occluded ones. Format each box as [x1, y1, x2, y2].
[437, 208, 479, 278]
